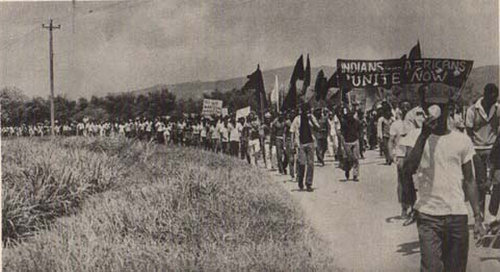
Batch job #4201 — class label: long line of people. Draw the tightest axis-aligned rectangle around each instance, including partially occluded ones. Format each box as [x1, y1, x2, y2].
[4, 83, 499, 270]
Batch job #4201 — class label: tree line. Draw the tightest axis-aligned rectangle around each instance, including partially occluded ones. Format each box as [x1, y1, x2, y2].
[0, 86, 263, 126]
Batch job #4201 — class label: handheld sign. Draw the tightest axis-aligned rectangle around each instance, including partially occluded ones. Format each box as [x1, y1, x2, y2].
[236, 106, 251, 120]
[202, 99, 223, 116]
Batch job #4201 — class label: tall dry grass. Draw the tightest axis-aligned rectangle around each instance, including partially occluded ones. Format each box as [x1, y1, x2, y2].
[2, 136, 153, 245]
[2, 137, 337, 271]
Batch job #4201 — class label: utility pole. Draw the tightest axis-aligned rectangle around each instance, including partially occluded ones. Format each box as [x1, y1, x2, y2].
[42, 19, 61, 137]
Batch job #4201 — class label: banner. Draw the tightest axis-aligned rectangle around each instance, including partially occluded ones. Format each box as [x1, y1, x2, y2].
[221, 108, 228, 117]
[401, 59, 473, 88]
[201, 99, 223, 116]
[337, 59, 403, 89]
[337, 58, 473, 89]
[236, 106, 251, 120]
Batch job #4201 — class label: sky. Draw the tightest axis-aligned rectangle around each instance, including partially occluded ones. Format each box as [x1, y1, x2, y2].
[0, 0, 498, 99]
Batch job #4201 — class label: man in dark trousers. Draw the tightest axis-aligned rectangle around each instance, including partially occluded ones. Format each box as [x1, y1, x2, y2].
[488, 135, 500, 218]
[465, 83, 499, 215]
[272, 113, 286, 174]
[314, 108, 330, 166]
[283, 110, 296, 179]
[402, 84, 486, 272]
[341, 108, 361, 181]
[291, 103, 319, 191]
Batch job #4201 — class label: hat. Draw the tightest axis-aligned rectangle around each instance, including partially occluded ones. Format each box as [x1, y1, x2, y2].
[423, 83, 458, 104]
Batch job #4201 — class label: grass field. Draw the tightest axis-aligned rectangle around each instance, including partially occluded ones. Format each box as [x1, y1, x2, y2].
[2, 137, 336, 271]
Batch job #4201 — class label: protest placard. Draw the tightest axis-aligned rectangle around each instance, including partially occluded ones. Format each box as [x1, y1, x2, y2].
[201, 99, 223, 116]
[402, 59, 473, 88]
[337, 59, 403, 89]
[236, 106, 251, 120]
[337, 58, 473, 89]
[221, 108, 228, 117]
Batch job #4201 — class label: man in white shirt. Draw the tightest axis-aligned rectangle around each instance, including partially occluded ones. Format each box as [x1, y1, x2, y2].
[210, 120, 219, 152]
[200, 119, 208, 150]
[378, 102, 393, 165]
[327, 111, 338, 158]
[389, 101, 414, 222]
[229, 117, 241, 157]
[465, 83, 499, 215]
[155, 119, 166, 144]
[192, 120, 201, 148]
[402, 83, 485, 272]
[219, 118, 230, 154]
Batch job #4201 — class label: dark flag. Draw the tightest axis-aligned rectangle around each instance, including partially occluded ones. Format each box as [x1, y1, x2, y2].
[409, 41, 421, 60]
[242, 64, 268, 117]
[314, 70, 328, 101]
[282, 55, 304, 111]
[341, 88, 350, 105]
[327, 69, 339, 89]
[302, 54, 311, 95]
[326, 69, 340, 103]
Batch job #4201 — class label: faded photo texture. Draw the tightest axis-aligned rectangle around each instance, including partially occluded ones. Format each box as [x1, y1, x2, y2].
[1, 0, 499, 271]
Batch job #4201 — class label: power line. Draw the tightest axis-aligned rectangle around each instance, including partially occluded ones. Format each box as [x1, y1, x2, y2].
[0, 0, 146, 52]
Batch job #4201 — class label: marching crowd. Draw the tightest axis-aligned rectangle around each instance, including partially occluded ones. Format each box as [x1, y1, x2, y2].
[3, 83, 500, 271]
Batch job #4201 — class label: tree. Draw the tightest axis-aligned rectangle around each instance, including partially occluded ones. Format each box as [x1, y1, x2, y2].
[1, 87, 28, 126]
[54, 95, 76, 124]
[77, 97, 89, 112]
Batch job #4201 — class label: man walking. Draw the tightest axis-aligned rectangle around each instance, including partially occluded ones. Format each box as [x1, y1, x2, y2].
[284, 111, 296, 179]
[389, 101, 412, 220]
[272, 113, 287, 174]
[240, 117, 251, 163]
[228, 117, 241, 157]
[340, 108, 361, 181]
[314, 108, 330, 166]
[465, 83, 499, 215]
[402, 84, 486, 272]
[291, 103, 319, 191]
[379, 102, 394, 165]
[488, 136, 500, 218]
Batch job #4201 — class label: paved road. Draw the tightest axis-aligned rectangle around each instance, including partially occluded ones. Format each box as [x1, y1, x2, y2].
[268, 149, 500, 271]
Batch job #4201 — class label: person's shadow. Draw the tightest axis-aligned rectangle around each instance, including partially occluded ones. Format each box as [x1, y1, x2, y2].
[396, 241, 420, 256]
[291, 187, 318, 192]
[480, 257, 500, 263]
[385, 215, 405, 223]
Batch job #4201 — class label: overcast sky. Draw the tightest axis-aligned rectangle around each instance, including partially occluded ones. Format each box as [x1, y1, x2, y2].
[0, 0, 498, 99]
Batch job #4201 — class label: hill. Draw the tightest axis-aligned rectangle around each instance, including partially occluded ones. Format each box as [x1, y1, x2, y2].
[130, 65, 498, 105]
[132, 65, 336, 100]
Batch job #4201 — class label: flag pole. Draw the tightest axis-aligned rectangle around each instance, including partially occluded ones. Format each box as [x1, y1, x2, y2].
[277, 92, 279, 113]
[260, 88, 264, 121]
